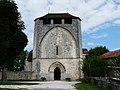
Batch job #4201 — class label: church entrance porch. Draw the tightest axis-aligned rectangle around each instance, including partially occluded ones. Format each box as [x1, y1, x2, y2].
[54, 67, 61, 80]
[48, 61, 65, 80]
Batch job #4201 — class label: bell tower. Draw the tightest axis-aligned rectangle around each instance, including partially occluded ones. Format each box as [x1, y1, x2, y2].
[32, 13, 83, 80]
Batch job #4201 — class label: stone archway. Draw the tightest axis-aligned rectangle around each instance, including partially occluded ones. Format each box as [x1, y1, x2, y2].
[54, 67, 61, 80]
[48, 62, 65, 80]
[48, 62, 65, 73]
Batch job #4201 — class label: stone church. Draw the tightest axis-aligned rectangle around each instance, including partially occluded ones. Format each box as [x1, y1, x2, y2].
[25, 13, 83, 80]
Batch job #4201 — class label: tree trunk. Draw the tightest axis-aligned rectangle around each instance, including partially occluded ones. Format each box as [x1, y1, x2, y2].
[1, 67, 7, 81]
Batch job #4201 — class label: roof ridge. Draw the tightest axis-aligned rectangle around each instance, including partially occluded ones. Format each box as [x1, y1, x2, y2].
[35, 13, 81, 21]
[102, 49, 120, 58]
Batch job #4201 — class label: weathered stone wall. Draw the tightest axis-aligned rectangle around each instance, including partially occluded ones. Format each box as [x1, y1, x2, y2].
[91, 77, 120, 90]
[24, 61, 32, 71]
[33, 19, 82, 59]
[33, 58, 81, 80]
[0, 71, 34, 80]
[40, 27, 77, 58]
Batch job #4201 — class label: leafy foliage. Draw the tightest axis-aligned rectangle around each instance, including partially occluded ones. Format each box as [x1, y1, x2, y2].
[87, 46, 109, 57]
[83, 46, 109, 77]
[108, 56, 120, 78]
[0, 0, 28, 69]
[110, 56, 120, 67]
[7, 50, 28, 71]
[83, 56, 108, 77]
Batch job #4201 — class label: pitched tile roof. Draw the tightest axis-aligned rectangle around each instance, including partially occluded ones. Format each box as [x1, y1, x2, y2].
[35, 13, 81, 20]
[102, 49, 120, 59]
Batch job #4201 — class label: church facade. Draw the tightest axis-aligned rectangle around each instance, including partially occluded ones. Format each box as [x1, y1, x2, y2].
[26, 13, 83, 80]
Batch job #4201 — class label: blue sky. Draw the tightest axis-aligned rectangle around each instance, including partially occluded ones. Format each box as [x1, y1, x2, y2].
[14, 0, 120, 51]
[83, 24, 120, 50]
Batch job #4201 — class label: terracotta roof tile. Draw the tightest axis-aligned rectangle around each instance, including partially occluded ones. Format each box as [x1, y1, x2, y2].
[102, 49, 120, 59]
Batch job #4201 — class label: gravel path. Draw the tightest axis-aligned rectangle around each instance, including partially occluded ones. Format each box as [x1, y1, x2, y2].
[0, 81, 80, 90]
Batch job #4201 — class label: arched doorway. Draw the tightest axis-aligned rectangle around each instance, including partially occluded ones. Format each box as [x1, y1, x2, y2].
[54, 67, 61, 80]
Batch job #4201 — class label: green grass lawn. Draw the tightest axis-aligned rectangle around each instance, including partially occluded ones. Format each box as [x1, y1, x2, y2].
[75, 83, 101, 90]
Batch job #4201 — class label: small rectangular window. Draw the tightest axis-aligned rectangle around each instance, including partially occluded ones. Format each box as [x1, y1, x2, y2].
[54, 19, 61, 24]
[43, 19, 51, 24]
[56, 45, 58, 55]
[64, 19, 72, 24]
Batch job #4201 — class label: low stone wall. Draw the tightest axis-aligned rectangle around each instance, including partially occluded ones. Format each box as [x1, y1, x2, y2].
[91, 77, 120, 90]
[0, 71, 34, 80]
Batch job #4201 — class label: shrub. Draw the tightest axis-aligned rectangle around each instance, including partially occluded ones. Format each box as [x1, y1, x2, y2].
[40, 77, 46, 81]
[82, 76, 90, 83]
[65, 78, 71, 81]
[104, 83, 112, 90]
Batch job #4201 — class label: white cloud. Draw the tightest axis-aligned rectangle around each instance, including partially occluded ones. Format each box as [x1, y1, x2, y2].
[87, 42, 94, 46]
[113, 20, 120, 24]
[111, 48, 120, 51]
[82, 0, 120, 32]
[91, 33, 108, 39]
[14, 0, 120, 51]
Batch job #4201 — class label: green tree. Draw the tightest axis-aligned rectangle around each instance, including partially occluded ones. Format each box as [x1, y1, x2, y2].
[87, 46, 109, 57]
[83, 46, 109, 78]
[8, 50, 28, 71]
[108, 56, 120, 78]
[0, 0, 28, 80]
[111, 56, 120, 67]
[114, 56, 120, 77]
[83, 56, 108, 77]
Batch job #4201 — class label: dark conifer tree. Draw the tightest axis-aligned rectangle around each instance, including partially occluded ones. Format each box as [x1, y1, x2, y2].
[0, 0, 28, 80]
